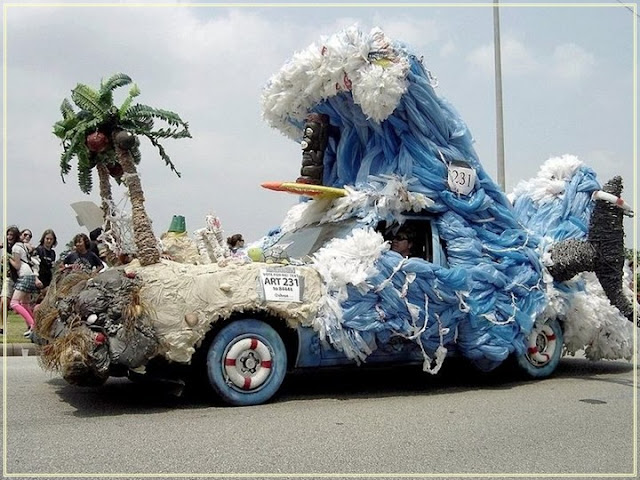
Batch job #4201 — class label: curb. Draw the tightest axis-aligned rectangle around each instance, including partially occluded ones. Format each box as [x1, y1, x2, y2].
[1, 343, 39, 357]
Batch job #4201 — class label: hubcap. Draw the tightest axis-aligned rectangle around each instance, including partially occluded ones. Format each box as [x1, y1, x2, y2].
[242, 352, 259, 372]
[526, 324, 557, 367]
[223, 337, 273, 391]
[535, 332, 548, 352]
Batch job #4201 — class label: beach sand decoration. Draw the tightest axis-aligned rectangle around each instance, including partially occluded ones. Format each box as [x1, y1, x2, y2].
[36, 26, 634, 389]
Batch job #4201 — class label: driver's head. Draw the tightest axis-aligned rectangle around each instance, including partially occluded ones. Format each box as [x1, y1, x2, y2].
[391, 227, 414, 257]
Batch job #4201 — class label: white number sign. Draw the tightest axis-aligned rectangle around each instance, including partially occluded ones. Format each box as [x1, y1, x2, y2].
[447, 164, 476, 195]
[260, 269, 302, 303]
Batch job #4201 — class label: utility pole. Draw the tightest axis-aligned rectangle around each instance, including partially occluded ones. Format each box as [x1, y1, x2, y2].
[493, 0, 506, 191]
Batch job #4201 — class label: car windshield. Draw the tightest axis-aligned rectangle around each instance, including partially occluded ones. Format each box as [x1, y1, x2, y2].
[267, 218, 361, 262]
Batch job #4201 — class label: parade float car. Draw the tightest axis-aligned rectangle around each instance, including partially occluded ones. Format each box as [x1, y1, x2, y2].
[34, 206, 568, 407]
[35, 26, 636, 407]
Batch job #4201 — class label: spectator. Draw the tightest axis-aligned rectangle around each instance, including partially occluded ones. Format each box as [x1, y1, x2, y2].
[35, 229, 58, 289]
[20, 229, 35, 254]
[63, 233, 104, 273]
[89, 227, 103, 257]
[9, 228, 42, 336]
[227, 234, 245, 256]
[0, 226, 20, 335]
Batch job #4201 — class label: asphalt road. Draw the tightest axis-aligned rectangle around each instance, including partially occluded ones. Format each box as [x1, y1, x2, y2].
[1, 354, 637, 480]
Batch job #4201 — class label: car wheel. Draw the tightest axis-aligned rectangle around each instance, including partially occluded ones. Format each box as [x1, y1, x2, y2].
[207, 319, 287, 406]
[515, 318, 563, 378]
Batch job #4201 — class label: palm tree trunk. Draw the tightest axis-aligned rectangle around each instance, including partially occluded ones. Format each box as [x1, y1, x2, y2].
[96, 163, 113, 231]
[114, 148, 160, 266]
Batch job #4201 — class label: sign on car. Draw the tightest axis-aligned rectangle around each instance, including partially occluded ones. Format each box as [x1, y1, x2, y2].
[260, 267, 303, 303]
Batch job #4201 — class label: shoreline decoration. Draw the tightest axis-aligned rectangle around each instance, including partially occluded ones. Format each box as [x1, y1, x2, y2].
[261, 25, 634, 369]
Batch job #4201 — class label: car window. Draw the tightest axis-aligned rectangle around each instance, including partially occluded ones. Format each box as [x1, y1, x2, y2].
[268, 218, 361, 261]
[383, 219, 434, 261]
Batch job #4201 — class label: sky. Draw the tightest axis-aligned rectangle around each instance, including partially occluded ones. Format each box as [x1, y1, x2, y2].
[1, 0, 637, 252]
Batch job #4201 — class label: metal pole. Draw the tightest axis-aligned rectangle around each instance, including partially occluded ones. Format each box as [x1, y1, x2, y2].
[493, 0, 506, 191]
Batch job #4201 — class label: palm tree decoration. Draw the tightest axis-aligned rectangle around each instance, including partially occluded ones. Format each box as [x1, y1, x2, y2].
[53, 73, 191, 266]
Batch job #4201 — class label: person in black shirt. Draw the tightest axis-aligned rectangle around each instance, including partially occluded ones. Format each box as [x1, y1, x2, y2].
[63, 233, 104, 273]
[35, 229, 57, 288]
[89, 227, 103, 257]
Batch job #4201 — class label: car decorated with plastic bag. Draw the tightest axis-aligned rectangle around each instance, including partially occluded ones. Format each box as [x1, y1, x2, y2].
[34, 26, 635, 406]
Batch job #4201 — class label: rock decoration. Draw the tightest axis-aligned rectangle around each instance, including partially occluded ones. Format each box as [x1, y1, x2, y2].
[35, 268, 158, 386]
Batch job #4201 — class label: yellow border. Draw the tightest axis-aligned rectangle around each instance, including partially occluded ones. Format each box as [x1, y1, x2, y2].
[2, 1, 637, 478]
[633, 1, 638, 478]
[0, 0, 9, 475]
[2, 0, 7, 477]
[1, 2, 639, 7]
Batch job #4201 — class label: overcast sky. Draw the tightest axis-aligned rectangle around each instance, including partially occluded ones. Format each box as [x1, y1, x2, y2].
[2, 0, 637, 251]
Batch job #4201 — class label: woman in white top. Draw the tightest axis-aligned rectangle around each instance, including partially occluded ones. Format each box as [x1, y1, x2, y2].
[9, 229, 42, 335]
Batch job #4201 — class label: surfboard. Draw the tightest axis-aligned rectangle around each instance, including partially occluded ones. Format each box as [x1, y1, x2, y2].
[261, 181, 347, 198]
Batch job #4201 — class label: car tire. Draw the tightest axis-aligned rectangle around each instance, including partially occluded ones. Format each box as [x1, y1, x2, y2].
[207, 319, 287, 406]
[515, 318, 563, 378]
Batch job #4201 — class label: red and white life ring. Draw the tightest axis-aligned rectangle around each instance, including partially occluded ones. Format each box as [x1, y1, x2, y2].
[592, 190, 634, 217]
[526, 324, 557, 366]
[223, 338, 272, 390]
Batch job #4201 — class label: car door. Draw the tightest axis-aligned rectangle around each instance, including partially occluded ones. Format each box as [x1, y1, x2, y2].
[306, 215, 447, 366]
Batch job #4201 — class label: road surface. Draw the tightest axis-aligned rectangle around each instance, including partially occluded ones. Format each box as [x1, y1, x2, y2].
[1, 354, 637, 479]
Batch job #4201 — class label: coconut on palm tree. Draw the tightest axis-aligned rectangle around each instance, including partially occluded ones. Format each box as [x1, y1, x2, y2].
[53, 73, 191, 266]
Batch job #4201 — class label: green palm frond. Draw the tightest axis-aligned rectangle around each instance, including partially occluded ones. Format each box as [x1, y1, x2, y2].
[53, 118, 75, 139]
[136, 116, 154, 131]
[76, 148, 93, 194]
[100, 73, 132, 95]
[81, 117, 102, 133]
[60, 98, 76, 120]
[99, 73, 132, 109]
[121, 116, 154, 132]
[125, 104, 190, 135]
[59, 129, 87, 181]
[54, 102, 87, 140]
[151, 108, 185, 127]
[118, 83, 141, 118]
[57, 117, 101, 145]
[59, 150, 73, 179]
[144, 134, 181, 177]
[71, 84, 108, 118]
[148, 126, 192, 140]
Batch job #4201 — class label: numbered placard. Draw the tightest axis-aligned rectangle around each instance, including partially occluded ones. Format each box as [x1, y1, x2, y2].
[447, 164, 476, 195]
[260, 268, 302, 303]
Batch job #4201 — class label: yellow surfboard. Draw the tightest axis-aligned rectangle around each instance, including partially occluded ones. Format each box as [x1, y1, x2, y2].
[261, 181, 347, 199]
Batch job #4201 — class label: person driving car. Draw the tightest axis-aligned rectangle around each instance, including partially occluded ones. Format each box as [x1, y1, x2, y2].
[390, 227, 415, 257]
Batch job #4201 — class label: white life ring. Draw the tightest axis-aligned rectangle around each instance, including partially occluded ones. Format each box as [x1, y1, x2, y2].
[592, 190, 634, 217]
[527, 324, 557, 366]
[223, 337, 272, 390]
